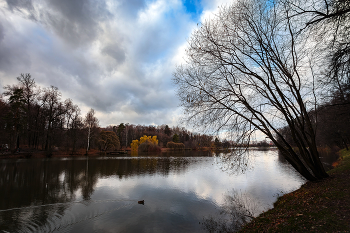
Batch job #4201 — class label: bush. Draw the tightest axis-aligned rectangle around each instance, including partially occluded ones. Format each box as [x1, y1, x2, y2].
[138, 141, 161, 153]
[148, 143, 161, 152]
[166, 141, 185, 150]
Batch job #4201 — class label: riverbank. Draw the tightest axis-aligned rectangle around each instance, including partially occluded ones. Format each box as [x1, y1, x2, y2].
[0, 146, 236, 159]
[239, 149, 350, 232]
[0, 148, 105, 159]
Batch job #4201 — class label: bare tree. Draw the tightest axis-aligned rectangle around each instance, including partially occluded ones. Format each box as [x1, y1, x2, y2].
[284, 0, 350, 28]
[64, 99, 82, 153]
[3, 74, 40, 149]
[42, 86, 67, 152]
[284, 0, 350, 150]
[16, 74, 37, 146]
[84, 108, 99, 155]
[173, 0, 328, 180]
[284, 0, 350, 100]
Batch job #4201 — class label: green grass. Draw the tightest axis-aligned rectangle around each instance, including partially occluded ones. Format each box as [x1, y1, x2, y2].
[239, 149, 350, 232]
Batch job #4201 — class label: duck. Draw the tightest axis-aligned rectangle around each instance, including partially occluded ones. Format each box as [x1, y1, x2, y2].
[138, 200, 144, 205]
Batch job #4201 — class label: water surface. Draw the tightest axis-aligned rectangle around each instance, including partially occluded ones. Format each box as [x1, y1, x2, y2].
[0, 149, 305, 232]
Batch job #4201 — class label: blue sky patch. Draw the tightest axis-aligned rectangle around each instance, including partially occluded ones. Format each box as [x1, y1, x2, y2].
[183, 0, 202, 21]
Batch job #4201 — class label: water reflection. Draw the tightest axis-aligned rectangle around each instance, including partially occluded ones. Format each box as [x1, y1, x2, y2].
[0, 157, 198, 232]
[0, 156, 199, 204]
[214, 148, 252, 175]
[202, 189, 261, 232]
[0, 150, 306, 232]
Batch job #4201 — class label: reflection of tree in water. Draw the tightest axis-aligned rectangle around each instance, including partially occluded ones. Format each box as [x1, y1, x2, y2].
[0, 157, 193, 232]
[0, 159, 91, 232]
[277, 150, 289, 164]
[202, 190, 262, 233]
[215, 149, 252, 175]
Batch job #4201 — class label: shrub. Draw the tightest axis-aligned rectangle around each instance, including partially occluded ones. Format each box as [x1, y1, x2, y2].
[148, 143, 161, 152]
[166, 141, 185, 150]
[138, 141, 161, 152]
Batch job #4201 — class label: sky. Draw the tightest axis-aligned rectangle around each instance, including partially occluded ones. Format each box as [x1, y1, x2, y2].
[0, 0, 233, 128]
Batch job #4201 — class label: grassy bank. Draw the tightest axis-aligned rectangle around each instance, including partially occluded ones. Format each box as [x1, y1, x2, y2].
[239, 149, 350, 232]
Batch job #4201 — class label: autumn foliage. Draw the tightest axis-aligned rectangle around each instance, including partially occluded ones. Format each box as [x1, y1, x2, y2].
[131, 135, 160, 152]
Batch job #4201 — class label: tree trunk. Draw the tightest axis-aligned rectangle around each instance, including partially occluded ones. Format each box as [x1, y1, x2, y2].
[86, 126, 90, 155]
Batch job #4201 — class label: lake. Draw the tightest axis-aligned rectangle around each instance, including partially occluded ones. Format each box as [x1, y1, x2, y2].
[0, 149, 306, 232]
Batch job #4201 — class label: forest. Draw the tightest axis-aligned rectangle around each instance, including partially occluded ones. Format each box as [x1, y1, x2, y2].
[0, 74, 217, 154]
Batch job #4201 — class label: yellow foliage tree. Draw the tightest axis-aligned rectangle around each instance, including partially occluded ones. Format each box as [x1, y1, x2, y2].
[131, 139, 139, 151]
[131, 135, 159, 151]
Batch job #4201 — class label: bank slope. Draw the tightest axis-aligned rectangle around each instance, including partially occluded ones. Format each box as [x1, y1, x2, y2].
[239, 149, 350, 232]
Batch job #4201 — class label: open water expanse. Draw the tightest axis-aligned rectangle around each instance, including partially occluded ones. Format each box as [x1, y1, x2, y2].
[0, 149, 306, 232]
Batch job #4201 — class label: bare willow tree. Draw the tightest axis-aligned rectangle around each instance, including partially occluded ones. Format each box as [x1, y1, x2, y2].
[284, 0, 350, 99]
[173, 0, 329, 181]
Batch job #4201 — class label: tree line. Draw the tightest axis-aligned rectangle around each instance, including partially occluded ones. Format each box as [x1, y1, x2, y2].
[0, 74, 218, 154]
[0, 74, 99, 154]
[105, 123, 216, 150]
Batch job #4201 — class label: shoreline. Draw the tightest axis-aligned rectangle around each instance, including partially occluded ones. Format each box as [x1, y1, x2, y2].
[239, 149, 350, 232]
[0, 146, 238, 159]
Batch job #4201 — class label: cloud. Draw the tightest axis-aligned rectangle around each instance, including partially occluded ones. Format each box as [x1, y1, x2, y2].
[101, 43, 126, 64]
[5, 0, 112, 46]
[0, 0, 233, 127]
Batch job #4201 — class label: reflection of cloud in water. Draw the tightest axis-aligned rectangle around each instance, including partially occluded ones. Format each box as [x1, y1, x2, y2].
[0, 150, 306, 232]
[95, 157, 239, 205]
[96, 151, 305, 209]
[25, 187, 219, 232]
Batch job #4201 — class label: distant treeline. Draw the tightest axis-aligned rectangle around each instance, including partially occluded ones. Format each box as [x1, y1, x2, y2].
[0, 74, 228, 153]
[104, 123, 216, 150]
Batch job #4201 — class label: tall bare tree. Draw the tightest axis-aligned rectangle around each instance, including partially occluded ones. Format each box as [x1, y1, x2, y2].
[84, 108, 99, 155]
[16, 74, 37, 146]
[42, 86, 67, 151]
[174, 0, 329, 180]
